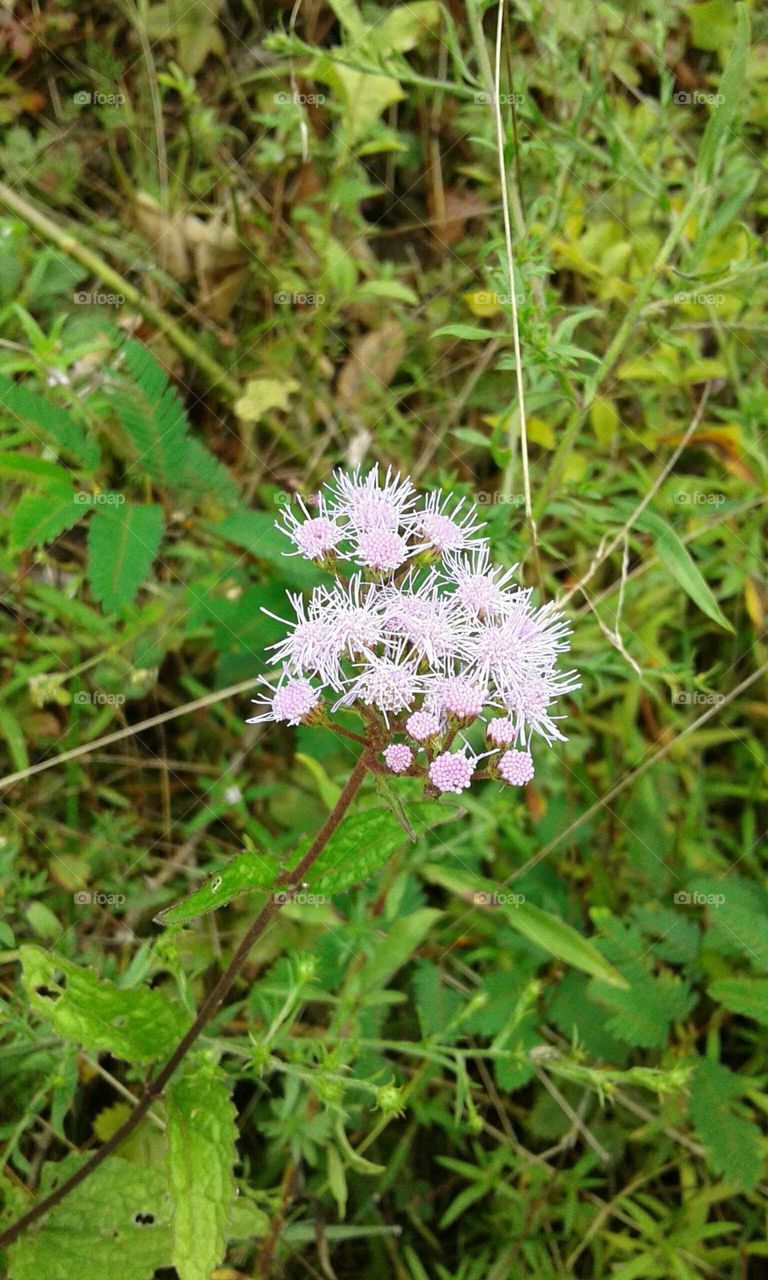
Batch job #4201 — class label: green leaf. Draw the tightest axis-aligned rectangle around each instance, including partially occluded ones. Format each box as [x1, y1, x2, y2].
[208, 508, 322, 589]
[155, 851, 278, 926]
[306, 802, 453, 896]
[7, 1155, 173, 1280]
[87, 502, 164, 611]
[697, 4, 750, 183]
[308, 57, 404, 147]
[639, 509, 733, 632]
[421, 865, 628, 989]
[358, 908, 441, 993]
[433, 324, 498, 341]
[369, 1, 439, 53]
[20, 945, 191, 1063]
[0, 705, 29, 772]
[689, 1057, 761, 1189]
[709, 977, 768, 1025]
[0, 450, 73, 484]
[11, 489, 79, 550]
[167, 1060, 237, 1280]
[0, 371, 97, 467]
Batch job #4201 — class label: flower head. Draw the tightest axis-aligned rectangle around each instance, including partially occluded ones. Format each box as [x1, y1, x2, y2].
[497, 749, 535, 786]
[429, 748, 476, 795]
[383, 743, 413, 774]
[255, 467, 579, 792]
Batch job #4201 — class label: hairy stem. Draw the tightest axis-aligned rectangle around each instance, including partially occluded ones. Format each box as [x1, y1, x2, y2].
[0, 750, 372, 1250]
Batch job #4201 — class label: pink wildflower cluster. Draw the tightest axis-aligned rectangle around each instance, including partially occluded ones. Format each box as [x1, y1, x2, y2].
[248, 467, 579, 795]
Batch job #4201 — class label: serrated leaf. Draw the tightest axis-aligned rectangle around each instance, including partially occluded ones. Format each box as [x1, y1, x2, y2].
[155, 852, 278, 926]
[7, 1155, 173, 1280]
[11, 489, 78, 550]
[305, 802, 453, 896]
[20, 945, 190, 1063]
[709, 977, 768, 1025]
[167, 1061, 237, 1280]
[421, 864, 628, 988]
[87, 502, 164, 611]
[0, 451, 73, 483]
[689, 1057, 761, 1189]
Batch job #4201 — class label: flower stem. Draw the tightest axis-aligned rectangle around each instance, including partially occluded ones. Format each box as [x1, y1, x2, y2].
[0, 750, 372, 1250]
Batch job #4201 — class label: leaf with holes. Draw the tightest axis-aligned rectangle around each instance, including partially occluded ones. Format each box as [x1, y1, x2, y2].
[87, 502, 164, 611]
[167, 1060, 237, 1280]
[7, 1155, 173, 1280]
[20, 945, 190, 1063]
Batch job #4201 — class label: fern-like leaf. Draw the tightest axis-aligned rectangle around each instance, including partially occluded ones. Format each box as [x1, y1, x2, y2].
[689, 1058, 761, 1189]
[114, 340, 237, 504]
[87, 502, 164, 612]
[0, 372, 98, 467]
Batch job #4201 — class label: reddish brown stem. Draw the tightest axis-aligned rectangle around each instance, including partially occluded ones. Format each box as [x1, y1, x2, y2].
[0, 750, 373, 1250]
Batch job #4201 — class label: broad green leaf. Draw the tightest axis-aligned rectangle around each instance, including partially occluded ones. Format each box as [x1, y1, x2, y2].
[20, 945, 190, 1062]
[421, 864, 628, 989]
[11, 489, 79, 550]
[689, 0, 735, 51]
[167, 1061, 237, 1280]
[709, 977, 768, 1026]
[308, 57, 404, 146]
[0, 704, 29, 772]
[155, 851, 278, 926]
[87, 502, 165, 611]
[639, 509, 733, 632]
[305, 802, 452, 896]
[689, 1057, 761, 1189]
[697, 5, 750, 183]
[589, 396, 619, 444]
[326, 0, 368, 42]
[370, 1, 440, 53]
[7, 1156, 173, 1280]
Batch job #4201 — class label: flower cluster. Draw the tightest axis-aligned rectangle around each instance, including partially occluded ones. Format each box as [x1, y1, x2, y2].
[248, 467, 579, 795]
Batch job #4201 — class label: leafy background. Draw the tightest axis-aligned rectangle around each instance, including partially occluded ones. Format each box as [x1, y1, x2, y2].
[1, 0, 767, 1277]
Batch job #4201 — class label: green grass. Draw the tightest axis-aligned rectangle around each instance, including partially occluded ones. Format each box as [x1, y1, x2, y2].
[0, 1, 767, 1277]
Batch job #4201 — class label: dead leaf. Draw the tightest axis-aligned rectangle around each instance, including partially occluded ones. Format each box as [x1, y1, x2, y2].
[336, 321, 405, 411]
[427, 188, 488, 249]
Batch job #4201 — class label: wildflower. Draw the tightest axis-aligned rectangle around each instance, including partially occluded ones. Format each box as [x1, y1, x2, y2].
[485, 715, 518, 747]
[497, 749, 535, 786]
[325, 464, 416, 533]
[383, 743, 413, 774]
[277, 494, 344, 561]
[442, 545, 521, 618]
[415, 491, 486, 554]
[247, 674, 321, 727]
[406, 709, 443, 742]
[429, 748, 476, 795]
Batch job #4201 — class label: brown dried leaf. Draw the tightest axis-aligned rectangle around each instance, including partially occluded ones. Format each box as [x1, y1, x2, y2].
[336, 321, 405, 411]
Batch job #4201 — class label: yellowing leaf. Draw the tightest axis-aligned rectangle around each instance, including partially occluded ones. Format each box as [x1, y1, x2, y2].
[526, 417, 555, 449]
[464, 289, 502, 317]
[234, 377, 299, 423]
[309, 57, 404, 147]
[590, 396, 619, 444]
